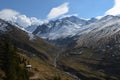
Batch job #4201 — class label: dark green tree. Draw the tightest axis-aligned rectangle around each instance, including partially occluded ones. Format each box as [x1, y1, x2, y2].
[0, 37, 29, 80]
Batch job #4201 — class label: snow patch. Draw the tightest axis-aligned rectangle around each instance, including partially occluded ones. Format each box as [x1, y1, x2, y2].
[0, 22, 8, 31]
[28, 33, 35, 40]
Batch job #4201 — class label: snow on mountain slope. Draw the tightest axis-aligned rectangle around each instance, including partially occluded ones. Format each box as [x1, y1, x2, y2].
[61, 16, 88, 26]
[2, 10, 120, 48]
[25, 25, 38, 32]
[77, 15, 120, 36]
[75, 15, 117, 35]
[0, 22, 8, 32]
[36, 21, 81, 40]
[0, 19, 10, 32]
[0, 18, 36, 41]
[28, 32, 35, 40]
[77, 15, 120, 48]
[32, 15, 120, 47]
[33, 16, 97, 40]
[40, 20, 81, 40]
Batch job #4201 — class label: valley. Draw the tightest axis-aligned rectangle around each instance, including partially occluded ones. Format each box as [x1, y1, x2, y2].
[0, 15, 120, 80]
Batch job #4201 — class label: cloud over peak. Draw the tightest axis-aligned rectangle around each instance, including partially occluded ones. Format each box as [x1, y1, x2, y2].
[0, 9, 19, 21]
[47, 2, 69, 19]
[105, 0, 120, 15]
[0, 9, 44, 28]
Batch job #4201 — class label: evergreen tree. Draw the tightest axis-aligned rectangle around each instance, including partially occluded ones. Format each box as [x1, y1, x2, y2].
[0, 37, 29, 80]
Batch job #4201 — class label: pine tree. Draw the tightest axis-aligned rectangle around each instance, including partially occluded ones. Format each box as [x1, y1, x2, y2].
[0, 37, 29, 80]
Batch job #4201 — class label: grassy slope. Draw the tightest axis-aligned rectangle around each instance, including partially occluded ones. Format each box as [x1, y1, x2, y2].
[18, 51, 75, 80]
[58, 48, 120, 80]
[0, 20, 60, 63]
[0, 20, 76, 80]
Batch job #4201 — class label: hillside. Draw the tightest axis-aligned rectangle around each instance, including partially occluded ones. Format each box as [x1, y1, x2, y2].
[0, 18, 59, 63]
[0, 37, 75, 80]
[1, 15, 120, 80]
[0, 37, 29, 80]
[0, 19, 77, 80]
[58, 47, 120, 80]
[56, 15, 120, 80]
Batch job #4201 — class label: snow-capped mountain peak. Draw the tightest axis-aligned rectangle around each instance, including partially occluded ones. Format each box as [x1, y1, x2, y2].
[33, 16, 98, 40]
[0, 9, 45, 31]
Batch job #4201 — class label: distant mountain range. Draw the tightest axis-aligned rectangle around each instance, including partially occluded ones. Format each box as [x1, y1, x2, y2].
[32, 16, 97, 40]
[28, 15, 120, 48]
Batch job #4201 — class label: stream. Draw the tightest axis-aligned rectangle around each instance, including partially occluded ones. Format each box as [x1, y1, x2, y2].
[65, 72, 81, 80]
[53, 48, 81, 80]
[53, 48, 64, 67]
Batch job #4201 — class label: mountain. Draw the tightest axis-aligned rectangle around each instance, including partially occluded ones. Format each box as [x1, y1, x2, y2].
[33, 16, 97, 40]
[1, 15, 98, 46]
[0, 18, 59, 61]
[32, 15, 120, 47]
[76, 15, 120, 48]
[0, 19, 78, 80]
[1, 14, 120, 80]
[57, 15, 120, 80]
[32, 15, 120, 80]
[25, 25, 38, 32]
[32, 16, 97, 46]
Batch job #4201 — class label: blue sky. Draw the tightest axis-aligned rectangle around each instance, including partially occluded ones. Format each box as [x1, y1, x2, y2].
[0, 0, 116, 19]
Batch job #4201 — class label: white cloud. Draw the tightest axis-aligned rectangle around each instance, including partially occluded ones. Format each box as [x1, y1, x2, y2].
[60, 14, 78, 19]
[47, 2, 69, 19]
[31, 17, 44, 25]
[96, 15, 104, 19]
[0, 9, 19, 21]
[0, 9, 44, 28]
[16, 15, 31, 27]
[105, 0, 120, 15]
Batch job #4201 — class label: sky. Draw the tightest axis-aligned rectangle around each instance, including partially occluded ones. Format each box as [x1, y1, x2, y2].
[0, 0, 120, 27]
